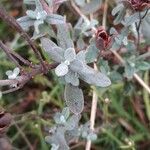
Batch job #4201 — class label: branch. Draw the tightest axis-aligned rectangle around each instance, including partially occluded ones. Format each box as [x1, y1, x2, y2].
[0, 63, 58, 94]
[0, 6, 46, 70]
[0, 40, 21, 68]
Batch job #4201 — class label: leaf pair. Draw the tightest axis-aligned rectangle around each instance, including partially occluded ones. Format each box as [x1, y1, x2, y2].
[17, 0, 65, 35]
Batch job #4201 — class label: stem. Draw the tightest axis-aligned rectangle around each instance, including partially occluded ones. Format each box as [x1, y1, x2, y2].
[0, 6, 46, 70]
[86, 65, 98, 150]
[0, 40, 21, 68]
[143, 71, 150, 120]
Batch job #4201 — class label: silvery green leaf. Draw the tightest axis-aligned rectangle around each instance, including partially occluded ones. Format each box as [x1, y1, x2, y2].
[81, 0, 102, 15]
[65, 115, 80, 130]
[32, 24, 56, 40]
[45, 128, 69, 150]
[85, 44, 99, 63]
[82, 19, 98, 33]
[41, 38, 64, 62]
[6, 70, 13, 76]
[109, 27, 118, 35]
[76, 50, 86, 63]
[51, 143, 59, 150]
[125, 63, 135, 79]
[62, 107, 70, 120]
[77, 37, 85, 50]
[78, 65, 111, 87]
[64, 84, 84, 114]
[122, 13, 140, 26]
[64, 48, 76, 62]
[46, 14, 65, 24]
[55, 63, 69, 76]
[112, 3, 124, 16]
[74, 0, 85, 7]
[13, 67, 20, 76]
[87, 132, 97, 141]
[26, 10, 36, 19]
[70, 60, 85, 73]
[35, 0, 43, 12]
[112, 3, 126, 25]
[141, 12, 150, 39]
[65, 127, 79, 143]
[17, 16, 35, 31]
[34, 20, 44, 33]
[36, 11, 47, 20]
[65, 71, 79, 86]
[135, 61, 150, 71]
[54, 113, 65, 124]
[57, 24, 74, 49]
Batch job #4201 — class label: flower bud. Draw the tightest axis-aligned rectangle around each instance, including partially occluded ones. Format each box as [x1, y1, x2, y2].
[95, 27, 112, 50]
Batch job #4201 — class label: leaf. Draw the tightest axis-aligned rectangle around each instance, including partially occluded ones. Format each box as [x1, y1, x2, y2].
[62, 107, 70, 120]
[125, 63, 135, 79]
[81, 0, 102, 15]
[46, 14, 65, 24]
[65, 115, 80, 130]
[85, 44, 99, 63]
[136, 61, 150, 71]
[45, 128, 69, 150]
[77, 37, 85, 50]
[26, 10, 36, 19]
[17, 16, 35, 31]
[13, 67, 20, 76]
[64, 48, 76, 62]
[112, 3, 126, 25]
[55, 63, 69, 76]
[32, 24, 56, 40]
[34, 20, 44, 33]
[65, 71, 79, 86]
[64, 84, 84, 114]
[78, 64, 111, 87]
[57, 24, 74, 49]
[41, 38, 64, 62]
[141, 12, 150, 40]
[112, 3, 124, 16]
[123, 12, 140, 26]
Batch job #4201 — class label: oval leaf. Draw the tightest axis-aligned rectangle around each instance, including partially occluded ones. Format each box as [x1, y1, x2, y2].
[64, 84, 84, 114]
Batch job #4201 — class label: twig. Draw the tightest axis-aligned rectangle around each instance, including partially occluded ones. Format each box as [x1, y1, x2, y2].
[85, 0, 99, 149]
[0, 6, 46, 70]
[0, 63, 58, 94]
[10, 51, 33, 67]
[0, 40, 21, 68]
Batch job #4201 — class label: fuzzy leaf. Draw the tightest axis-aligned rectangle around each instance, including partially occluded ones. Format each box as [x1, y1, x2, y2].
[64, 84, 84, 114]
[81, 0, 102, 15]
[65, 115, 80, 130]
[55, 63, 68, 76]
[85, 44, 99, 63]
[57, 24, 74, 49]
[65, 71, 79, 86]
[112, 3, 126, 25]
[46, 14, 65, 24]
[17, 16, 35, 31]
[64, 48, 76, 62]
[41, 38, 64, 62]
[123, 13, 140, 26]
[79, 65, 111, 87]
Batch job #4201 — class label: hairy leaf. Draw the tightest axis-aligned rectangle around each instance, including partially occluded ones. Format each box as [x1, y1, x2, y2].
[64, 84, 84, 114]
